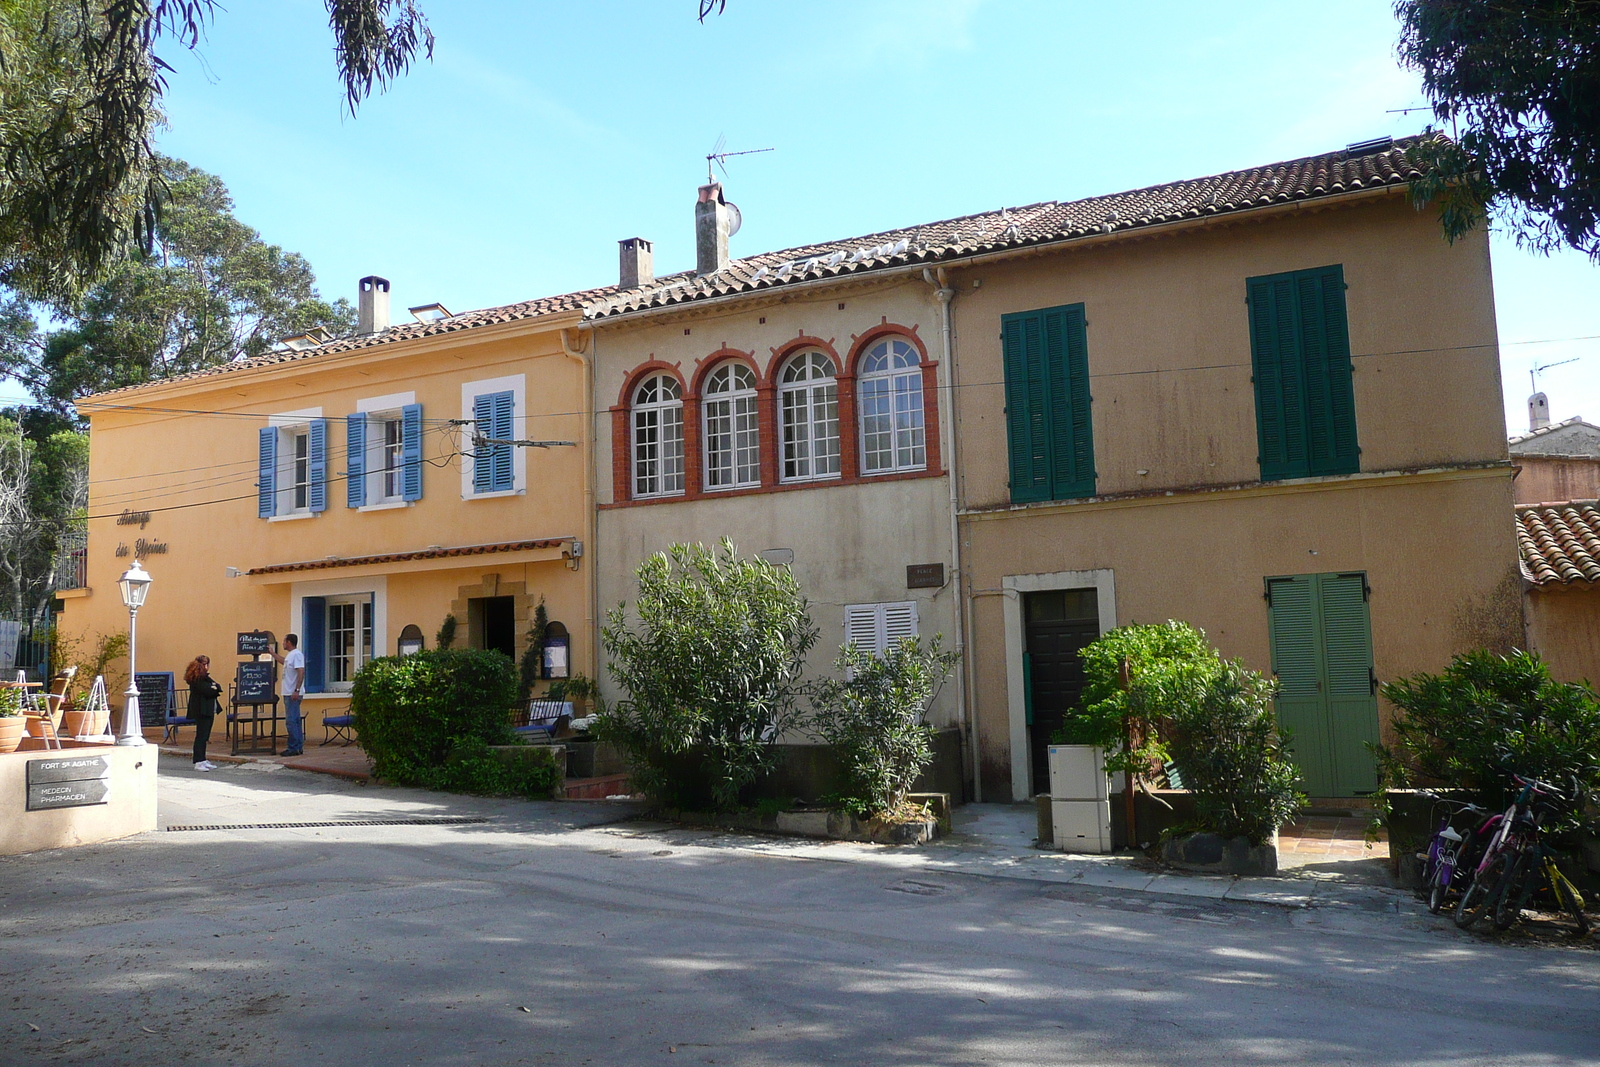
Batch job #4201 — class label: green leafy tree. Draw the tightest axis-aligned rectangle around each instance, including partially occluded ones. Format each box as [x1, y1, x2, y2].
[1396, 0, 1600, 259]
[0, 411, 87, 621]
[811, 635, 956, 817]
[2, 157, 353, 413]
[597, 539, 818, 811]
[0, 0, 433, 304]
[1379, 650, 1600, 831]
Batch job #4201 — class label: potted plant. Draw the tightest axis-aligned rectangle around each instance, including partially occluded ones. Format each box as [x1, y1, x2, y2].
[0, 685, 25, 753]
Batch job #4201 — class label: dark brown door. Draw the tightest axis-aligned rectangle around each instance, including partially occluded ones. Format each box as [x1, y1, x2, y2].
[1025, 589, 1100, 795]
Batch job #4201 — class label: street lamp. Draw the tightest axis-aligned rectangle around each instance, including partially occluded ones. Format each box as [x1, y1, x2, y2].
[116, 559, 152, 747]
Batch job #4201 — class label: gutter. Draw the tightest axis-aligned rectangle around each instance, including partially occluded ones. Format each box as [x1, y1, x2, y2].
[560, 326, 601, 685]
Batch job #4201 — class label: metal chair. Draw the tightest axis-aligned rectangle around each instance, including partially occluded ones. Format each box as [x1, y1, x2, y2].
[320, 712, 357, 746]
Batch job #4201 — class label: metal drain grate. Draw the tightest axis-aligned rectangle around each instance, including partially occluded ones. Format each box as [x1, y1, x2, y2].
[166, 816, 491, 832]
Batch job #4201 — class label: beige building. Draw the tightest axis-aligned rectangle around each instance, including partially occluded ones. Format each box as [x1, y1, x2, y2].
[1516, 502, 1600, 686]
[937, 138, 1521, 800]
[1509, 416, 1600, 505]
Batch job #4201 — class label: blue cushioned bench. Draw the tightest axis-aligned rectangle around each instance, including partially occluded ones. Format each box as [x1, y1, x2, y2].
[512, 700, 572, 744]
[321, 713, 356, 746]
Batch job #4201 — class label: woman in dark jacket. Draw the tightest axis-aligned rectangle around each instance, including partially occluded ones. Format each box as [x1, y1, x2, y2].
[185, 656, 223, 771]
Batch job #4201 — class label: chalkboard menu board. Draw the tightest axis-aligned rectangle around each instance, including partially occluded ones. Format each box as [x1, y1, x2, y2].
[134, 671, 174, 727]
[237, 631, 274, 656]
[235, 661, 276, 705]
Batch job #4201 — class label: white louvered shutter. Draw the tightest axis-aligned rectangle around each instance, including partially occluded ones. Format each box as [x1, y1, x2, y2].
[844, 604, 882, 655]
[883, 602, 919, 649]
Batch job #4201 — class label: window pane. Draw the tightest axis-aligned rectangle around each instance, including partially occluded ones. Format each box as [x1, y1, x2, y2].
[860, 378, 893, 472]
[633, 379, 685, 497]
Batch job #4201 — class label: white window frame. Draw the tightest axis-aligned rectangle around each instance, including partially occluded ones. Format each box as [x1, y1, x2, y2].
[357, 391, 416, 510]
[632, 373, 686, 499]
[460, 374, 527, 499]
[703, 361, 760, 490]
[268, 408, 322, 520]
[858, 339, 926, 475]
[289, 575, 388, 700]
[843, 601, 919, 657]
[324, 594, 374, 691]
[779, 351, 841, 483]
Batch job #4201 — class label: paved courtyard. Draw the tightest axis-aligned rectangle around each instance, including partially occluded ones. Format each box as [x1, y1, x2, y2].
[2, 755, 1596, 1067]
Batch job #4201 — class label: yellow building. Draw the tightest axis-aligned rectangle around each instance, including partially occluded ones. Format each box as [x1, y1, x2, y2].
[58, 279, 603, 741]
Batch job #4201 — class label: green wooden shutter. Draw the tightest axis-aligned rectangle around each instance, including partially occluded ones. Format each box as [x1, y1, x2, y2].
[1002, 304, 1093, 503]
[1319, 572, 1378, 794]
[1267, 575, 1334, 796]
[1249, 265, 1357, 480]
[1249, 275, 1308, 480]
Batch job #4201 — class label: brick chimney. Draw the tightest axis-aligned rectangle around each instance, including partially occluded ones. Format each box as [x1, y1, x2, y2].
[695, 183, 732, 275]
[619, 238, 654, 289]
[358, 276, 391, 335]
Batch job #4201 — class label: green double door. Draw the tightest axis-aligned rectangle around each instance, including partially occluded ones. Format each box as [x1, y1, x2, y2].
[1266, 572, 1380, 797]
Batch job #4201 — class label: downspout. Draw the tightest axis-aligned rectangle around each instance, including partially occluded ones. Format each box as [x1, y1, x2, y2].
[560, 326, 598, 684]
[924, 267, 981, 803]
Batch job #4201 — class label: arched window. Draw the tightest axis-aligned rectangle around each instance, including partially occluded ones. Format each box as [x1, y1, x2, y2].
[632, 373, 684, 497]
[858, 338, 925, 473]
[779, 351, 840, 482]
[703, 362, 760, 489]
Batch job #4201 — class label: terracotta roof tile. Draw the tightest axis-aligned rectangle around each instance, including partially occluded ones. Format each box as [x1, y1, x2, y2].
[91, 136, 1432, 400]
[248, 537, 573, 577]
[1516, 501, 1600, 585]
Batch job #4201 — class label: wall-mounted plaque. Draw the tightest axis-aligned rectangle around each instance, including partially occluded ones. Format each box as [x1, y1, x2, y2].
[26, 755, 112, 811]
[237, 631, 274, 656]
[235, 661, 276, 705]
[906, 563, 945, 589]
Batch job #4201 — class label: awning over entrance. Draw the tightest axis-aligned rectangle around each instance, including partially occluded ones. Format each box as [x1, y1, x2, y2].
[247, 537, 576, 584]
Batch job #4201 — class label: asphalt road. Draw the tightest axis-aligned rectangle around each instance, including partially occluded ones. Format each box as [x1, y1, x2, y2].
[2, 755, 1597, 1067]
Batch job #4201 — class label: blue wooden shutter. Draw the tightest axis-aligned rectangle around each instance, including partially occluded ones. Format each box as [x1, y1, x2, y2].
[346, 413, 366, 508]
[307, 418, 328, 512]
[301, 596, 326, 694]
[474, 391, 514, 492]
[401, 403, 424, 501]
[1002, 304, 1093, 503]
[257, 428, 276, 518]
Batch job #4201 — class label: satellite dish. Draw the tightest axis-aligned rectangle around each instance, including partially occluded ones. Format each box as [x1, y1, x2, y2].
[726, 201, 742, 237]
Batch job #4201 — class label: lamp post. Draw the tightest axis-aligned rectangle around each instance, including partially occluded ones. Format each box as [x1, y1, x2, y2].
[116, 559, 152, 747]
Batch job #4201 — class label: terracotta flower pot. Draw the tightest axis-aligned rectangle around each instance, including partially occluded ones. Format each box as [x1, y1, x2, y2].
[63, 709, 109, 738]
[0, 716, 25, 754]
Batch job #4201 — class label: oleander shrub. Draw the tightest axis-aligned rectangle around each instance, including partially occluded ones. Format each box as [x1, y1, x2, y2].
[1378, 650, 1600, 830]
[596, 539, 818, 811]
[351, 648, 525, 792]
[811, 635, 957, 817]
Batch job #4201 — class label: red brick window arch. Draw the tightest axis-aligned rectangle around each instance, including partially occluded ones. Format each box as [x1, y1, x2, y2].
[702, 361, 760, 490]
[778, 350, 841, 483]
[632, 373, 685, 498]
[857, 337, 926, 474]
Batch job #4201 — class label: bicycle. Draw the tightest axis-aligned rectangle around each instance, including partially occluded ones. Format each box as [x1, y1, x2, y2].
[1490, 777, 1590, 937]
[1415, 795, 1490, 915]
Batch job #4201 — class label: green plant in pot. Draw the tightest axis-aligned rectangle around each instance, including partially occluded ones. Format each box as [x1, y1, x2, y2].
[0, 684, 26, 754]
[546, 673, 596, 717]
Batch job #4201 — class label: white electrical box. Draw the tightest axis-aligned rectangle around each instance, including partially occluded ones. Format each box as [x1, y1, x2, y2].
[1052, 798, 1113, 854]
[1047, 745, 1110, 801]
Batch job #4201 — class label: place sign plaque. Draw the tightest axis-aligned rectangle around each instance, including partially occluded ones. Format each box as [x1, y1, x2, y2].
[906, 563, 945, 589]
[26, 755, 112, 812]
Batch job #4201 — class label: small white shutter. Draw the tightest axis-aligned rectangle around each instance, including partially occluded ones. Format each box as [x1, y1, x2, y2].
[844, 603, 883, 655]
[883, 602, 919, 649]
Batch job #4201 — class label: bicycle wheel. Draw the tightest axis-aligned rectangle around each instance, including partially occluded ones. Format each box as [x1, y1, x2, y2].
[1547, 866, 1592, 939]
[1493, 851, 1529, 931]
[1428, 860, 1452, 914]
[1456, 851, 1510, 930]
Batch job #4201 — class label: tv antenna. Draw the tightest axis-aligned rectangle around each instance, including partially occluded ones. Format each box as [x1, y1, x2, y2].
[706, 143, 774, 183]
[1531, 357, 1579, 392]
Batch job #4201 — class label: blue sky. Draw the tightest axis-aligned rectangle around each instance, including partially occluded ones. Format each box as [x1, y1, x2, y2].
[9, 0, 1596, 431]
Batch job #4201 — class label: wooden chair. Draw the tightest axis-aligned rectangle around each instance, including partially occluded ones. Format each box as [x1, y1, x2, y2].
[33, 667, 76, 750]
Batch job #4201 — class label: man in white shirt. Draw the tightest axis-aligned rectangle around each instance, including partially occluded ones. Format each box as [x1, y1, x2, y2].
[276, 634, 306, 756]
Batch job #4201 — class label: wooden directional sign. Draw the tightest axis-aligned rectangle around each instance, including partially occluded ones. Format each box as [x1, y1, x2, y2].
[26, 755, 112, 811]
[28, 778, 111, 810]
[237, 631, 274, 656]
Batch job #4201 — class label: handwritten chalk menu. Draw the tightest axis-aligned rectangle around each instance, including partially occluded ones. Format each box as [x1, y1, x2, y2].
[235, 661, 276, 705]
[26, 754, 111, 811]
[135, 671, 174, 726]
[237, 631, 274, 656]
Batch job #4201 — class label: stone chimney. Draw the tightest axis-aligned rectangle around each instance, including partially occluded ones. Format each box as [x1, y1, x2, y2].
[1529, 391, 1551, 432]
[358, 276, 391, 335]
[695, 182, 732, 275]
[619, 238, 654, 289]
